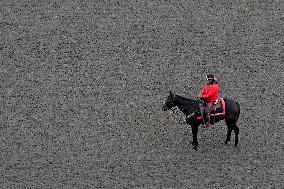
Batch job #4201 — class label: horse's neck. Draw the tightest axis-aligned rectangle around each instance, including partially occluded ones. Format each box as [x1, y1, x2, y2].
[174, 96, 196, 115]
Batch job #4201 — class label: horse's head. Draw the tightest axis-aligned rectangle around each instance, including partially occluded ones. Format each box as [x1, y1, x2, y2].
[162, 91, 175, 111]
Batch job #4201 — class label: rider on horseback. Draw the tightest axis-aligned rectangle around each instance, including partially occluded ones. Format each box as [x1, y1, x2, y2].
[198, 74, 219, 128]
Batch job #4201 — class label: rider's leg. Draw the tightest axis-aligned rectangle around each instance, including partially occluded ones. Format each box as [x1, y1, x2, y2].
[203, 101, 209, 125]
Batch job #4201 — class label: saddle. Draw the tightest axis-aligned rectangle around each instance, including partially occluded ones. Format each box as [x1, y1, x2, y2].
[197, 98, 226, 120]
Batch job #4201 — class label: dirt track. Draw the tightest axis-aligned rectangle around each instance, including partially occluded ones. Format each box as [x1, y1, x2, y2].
[1, 1, 283, 188]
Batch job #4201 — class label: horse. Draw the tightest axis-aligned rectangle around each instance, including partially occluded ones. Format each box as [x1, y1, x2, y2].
[162, 91, 240, 150]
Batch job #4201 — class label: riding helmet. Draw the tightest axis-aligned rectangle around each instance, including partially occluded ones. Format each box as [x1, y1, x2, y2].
[206, 74, 215, 80]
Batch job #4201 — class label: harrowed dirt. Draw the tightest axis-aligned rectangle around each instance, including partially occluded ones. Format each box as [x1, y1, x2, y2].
[1, 1, 283, 188]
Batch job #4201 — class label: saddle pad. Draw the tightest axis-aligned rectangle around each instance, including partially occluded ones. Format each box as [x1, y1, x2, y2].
[197, 98, 226, 120]
[210, 98, 226, 116]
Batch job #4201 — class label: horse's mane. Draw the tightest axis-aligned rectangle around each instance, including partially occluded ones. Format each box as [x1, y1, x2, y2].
[175, 94, 199, 105]
[172, 94, 200, 115]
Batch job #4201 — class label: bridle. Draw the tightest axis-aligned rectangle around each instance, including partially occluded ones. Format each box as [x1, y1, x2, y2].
[166, 95, 201, 123]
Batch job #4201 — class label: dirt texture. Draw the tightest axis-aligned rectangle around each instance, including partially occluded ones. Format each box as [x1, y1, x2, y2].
[1, 0, 283, 188]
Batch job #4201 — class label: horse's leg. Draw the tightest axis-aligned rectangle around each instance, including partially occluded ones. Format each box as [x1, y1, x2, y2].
[225, 123, 233, 144]
[225, 122, 239, 146]
[191, 124, 198, 150]
[233, 123, 239, 147]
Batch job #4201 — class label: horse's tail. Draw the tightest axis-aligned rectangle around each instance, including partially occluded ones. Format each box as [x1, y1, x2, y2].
[236, 101, 240, 120]
[224, 98, 240, 122]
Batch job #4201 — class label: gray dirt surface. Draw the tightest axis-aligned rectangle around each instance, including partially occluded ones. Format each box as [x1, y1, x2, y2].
[1, 0, 283, 188]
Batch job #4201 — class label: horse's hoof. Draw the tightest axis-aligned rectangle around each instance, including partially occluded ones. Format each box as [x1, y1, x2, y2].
[193, 147, 198, 150]
[224, 141, 229, 145]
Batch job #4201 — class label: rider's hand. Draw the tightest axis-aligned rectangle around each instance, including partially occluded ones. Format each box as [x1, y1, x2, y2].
[198, 93, 203, 98]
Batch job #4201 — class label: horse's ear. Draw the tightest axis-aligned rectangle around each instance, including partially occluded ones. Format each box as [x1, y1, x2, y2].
[169, 90, 173, 96]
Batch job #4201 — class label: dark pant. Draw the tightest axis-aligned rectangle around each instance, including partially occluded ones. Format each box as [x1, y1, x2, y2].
[202, 101, 212, 124]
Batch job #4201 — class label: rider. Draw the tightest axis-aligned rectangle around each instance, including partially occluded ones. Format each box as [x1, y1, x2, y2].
[198, 74, 219, 127]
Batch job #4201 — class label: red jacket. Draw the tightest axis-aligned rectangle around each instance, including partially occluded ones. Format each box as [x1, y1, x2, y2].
[200, 83, 219, 102]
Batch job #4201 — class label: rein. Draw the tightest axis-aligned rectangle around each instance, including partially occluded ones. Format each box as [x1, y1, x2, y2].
[171, 95, 201, 121]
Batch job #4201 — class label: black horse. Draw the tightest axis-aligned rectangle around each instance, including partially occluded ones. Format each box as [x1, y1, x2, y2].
[162, 91, 240, 150]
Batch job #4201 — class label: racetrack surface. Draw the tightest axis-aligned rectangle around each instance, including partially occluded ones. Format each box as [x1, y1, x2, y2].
[1, 0, 283, 188]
